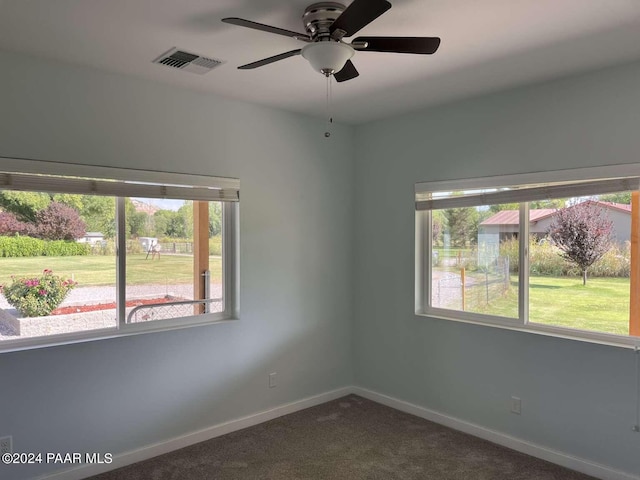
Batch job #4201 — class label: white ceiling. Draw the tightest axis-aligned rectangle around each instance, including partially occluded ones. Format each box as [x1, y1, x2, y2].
[2, 0, 640, 124]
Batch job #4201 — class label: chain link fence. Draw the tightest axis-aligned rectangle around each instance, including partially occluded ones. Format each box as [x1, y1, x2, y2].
[433, 256, 511, 311]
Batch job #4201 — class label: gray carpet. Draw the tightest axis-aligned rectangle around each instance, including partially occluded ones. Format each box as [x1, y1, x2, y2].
[90, 395, 596, 480]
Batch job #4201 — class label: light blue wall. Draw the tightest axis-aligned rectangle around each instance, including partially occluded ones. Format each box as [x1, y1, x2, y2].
[3, 48, 640, 479]
[353, 61, 640, 475]
[0, 53, 354, 479]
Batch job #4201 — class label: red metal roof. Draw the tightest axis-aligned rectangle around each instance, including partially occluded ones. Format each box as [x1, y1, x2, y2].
[480, 209, 555, 226]
[592, 201, 631, 213]
[480, 201, 631, 226]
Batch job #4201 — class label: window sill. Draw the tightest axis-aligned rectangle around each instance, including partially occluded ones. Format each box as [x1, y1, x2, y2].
[0, 314, 238, 354]
[415, 309, 640, 350]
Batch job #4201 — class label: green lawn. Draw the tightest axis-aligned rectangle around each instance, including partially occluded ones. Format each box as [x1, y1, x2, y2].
[478, 275, 631, 336]
[0, 254, 222, 287]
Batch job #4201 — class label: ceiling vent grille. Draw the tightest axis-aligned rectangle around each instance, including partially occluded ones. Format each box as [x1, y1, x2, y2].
[153, 47, 224, 75]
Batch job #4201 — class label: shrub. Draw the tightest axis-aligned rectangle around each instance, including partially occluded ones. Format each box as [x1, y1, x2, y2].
[0, 236, 42, 257]
[589, 242, 630, 278]
[0, 202, 87, 241]
[209, 235, 222, 256]
[0, 212, 34, 236]
[0, 236, 90, 257]
[499, 237, 519, 273]
[1, 269, 77, 317]
[458, 246, 478, 270]
[529, 239, 570, 276]
[34, 202, 86, 241]
[42, 240, 91, 256]
[90, 239, 115, 256]
[499, 236, 630, 277]
[126, 239, 145, 254]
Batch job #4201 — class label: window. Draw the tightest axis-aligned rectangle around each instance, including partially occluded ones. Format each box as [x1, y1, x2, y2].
[431, 201, 519, 319]
[416, 165, 640, 347]
[0, 158, 238, 352]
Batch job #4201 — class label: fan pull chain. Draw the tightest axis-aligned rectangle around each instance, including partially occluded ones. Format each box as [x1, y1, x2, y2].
[325, 74, 333, 138]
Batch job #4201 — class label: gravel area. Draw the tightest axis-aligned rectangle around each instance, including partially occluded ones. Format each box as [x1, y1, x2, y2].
[431, 270, 464, 309]
[0, 284, 223, 342]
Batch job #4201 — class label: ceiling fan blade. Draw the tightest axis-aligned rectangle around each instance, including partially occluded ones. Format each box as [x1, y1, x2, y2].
[353, 36, 441, 54]
[334, 60, 359, 82]
[222, 18, 310, 41]
[330, 0, 391, 39]
[238, 49, 302, 70]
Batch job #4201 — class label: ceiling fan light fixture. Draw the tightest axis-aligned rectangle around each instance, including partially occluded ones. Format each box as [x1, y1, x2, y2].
[225, 0, 440, 81]
[301, 41, 354, 76]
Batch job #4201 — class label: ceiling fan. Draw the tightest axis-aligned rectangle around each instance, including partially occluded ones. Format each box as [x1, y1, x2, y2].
[222, 0, 441, 82]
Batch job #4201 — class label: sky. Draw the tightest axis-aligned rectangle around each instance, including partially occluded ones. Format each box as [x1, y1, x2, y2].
[132, 198, 186, 211]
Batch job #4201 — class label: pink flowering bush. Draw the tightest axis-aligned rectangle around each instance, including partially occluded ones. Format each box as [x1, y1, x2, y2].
[0, 269, 77, 317]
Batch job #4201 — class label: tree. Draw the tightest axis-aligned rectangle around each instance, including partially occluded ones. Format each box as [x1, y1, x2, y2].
[153, 208, 188, 238]
[0, 191, 50, 222]
[209, 202, 222, 237]
[177, 203, 193, 238]
[129, 210, 153, 238]
[443, 207, 478, 247]
[432, 210, 444, 246]
[547, 202, 613, 285]
[153, 209, 172, 237]
[52, 193, 84, 211]
[34, 202, 87, 241]
[78, 195, 116, 238]
[599, 192, 631, 205]
[489, 202, 519, 213]
[530, 199, 566, 209]
[488, 199, 565, 213]
[170, 209, 189, 238]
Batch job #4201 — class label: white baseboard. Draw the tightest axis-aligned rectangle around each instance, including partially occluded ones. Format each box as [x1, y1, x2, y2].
[38, 385, 639, 480]
[352, 386, 640, 480]
[39, 386, 352, 480]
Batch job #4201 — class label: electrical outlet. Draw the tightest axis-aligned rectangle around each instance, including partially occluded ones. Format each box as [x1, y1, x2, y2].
[268, 372, 277, 388]
[0, 436, 12, 455]
[511, 396, 522, 415]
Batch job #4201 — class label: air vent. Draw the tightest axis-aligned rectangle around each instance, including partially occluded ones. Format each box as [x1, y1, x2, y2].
[153, 47, 224, 75]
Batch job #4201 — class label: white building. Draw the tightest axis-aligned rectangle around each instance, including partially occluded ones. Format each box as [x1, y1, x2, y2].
[76, 231, 105, 244]
[478, 201, 631, 263]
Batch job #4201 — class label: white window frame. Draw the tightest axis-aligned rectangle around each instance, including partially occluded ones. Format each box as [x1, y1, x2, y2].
[415, 163, 640, 349]
[0, 157, 239, 353]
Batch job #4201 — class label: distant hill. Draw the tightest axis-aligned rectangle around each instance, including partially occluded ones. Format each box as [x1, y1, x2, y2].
[130, 198, 159, 215]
